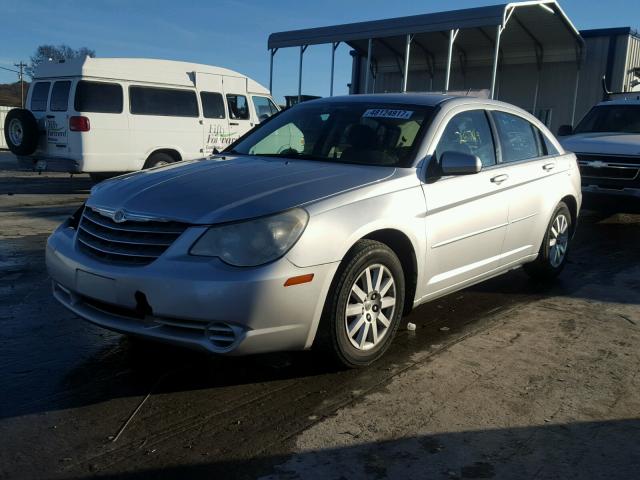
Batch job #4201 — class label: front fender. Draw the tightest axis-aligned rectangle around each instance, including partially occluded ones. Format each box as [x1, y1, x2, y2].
[286, 185, 427, 275]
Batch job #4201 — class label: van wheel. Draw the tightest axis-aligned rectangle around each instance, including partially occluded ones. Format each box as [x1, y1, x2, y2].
[4, 109, 39, 156]
[317, 240, 405, 368]
[144, 152, 174, 169]
[524, 202, 572, 281]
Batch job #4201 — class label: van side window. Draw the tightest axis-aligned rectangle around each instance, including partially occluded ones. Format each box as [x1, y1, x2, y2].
[200, 92, 225, 119]
[130, 86, 199, 117]
[30, 82, 51, 111]
[226, 94, 250, 120]
[75, 81, 123, 113]
[252, 96, 278, 120]
[492, 111, 542, 163]
[50, 81, 71, 112]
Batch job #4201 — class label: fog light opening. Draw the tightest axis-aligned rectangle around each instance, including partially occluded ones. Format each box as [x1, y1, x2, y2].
[134, 291, 153, 318]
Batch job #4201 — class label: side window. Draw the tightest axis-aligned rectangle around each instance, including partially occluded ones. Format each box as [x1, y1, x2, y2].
[50, 81, 71, 112]
[542, 132, 560, 156]
[252, 96, 278, 120]
[492, 111, 543, 163]
[435, 110, 496, 167]
[75, 81, 123, 113]
[130, 86, 199, 117]
[30, 82, 51, 111]
[200, 92, 225, 119]
[227, 94, 250, 120]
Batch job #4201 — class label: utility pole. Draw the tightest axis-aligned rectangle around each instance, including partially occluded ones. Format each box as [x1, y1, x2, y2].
[14, 61, 26, 108]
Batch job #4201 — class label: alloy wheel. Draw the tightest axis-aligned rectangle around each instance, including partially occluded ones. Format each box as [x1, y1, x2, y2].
[344, 264, 396, 351]
[549, 213, 569, 268]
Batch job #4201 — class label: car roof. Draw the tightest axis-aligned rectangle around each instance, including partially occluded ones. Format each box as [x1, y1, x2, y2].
[307, 93, 528, 110]
[597, 98, 640, 106]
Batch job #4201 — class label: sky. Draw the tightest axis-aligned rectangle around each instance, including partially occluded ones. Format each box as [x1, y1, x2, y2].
[0, 0, 638, 102]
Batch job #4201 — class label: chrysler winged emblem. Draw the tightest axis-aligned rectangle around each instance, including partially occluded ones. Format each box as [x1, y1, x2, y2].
[113, 210, 127, 223]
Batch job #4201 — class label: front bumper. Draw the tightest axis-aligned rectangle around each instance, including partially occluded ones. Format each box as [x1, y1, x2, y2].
[46, 222, 339, 355]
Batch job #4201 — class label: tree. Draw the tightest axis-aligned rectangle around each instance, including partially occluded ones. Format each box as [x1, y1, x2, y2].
[26, 45, 95, 78]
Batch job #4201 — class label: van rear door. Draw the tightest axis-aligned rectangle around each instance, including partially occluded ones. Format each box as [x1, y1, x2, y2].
[27, 81, 52, 155]
[45, 80, 73, 158]
[195, 72, 230, 154]
[223, 75, 253, 143]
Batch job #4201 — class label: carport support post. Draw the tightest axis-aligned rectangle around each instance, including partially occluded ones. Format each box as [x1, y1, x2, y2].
[490, 25, 503, 99]
[365, 38, 373, 94]
[269, 48, 277, 94]
[445, 29, 459, 92]
[571, 66, 581, 126]
[298, 45, 308, 104]
[330, 42, 340, 96]
[402, 34, 412, 93]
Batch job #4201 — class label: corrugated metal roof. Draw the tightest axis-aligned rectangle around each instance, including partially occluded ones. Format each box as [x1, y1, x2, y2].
[268, 1, 584, 64]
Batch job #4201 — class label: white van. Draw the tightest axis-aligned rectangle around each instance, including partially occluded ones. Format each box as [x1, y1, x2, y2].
[4, 57, 279, 179]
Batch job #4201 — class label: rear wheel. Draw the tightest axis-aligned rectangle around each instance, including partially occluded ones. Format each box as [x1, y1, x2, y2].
[317, 240, 405, 368]
[143, 152, 174, 169]
[4, 109, 39, 156]
[524, 202, 572, 281]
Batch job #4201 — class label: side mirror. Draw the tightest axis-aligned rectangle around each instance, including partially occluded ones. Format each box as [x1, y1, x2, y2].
[557, 124, 573, 136]
[440, 151, 483, 175]
[259, 113, 270, 122]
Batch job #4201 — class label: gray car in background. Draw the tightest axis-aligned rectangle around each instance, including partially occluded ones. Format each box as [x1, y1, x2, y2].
[46, 94, 581, 367]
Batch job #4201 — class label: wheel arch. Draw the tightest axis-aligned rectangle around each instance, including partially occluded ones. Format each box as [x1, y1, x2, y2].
[147, 148, 182, 164]
[560, 194, 578, 237]
[361, 228, 418, 317]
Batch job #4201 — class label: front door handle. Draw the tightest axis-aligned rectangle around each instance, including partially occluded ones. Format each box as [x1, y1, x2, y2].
[490, 174, 509, 185]
[229, 122, 239, 126]
[543, 163, 555, 171]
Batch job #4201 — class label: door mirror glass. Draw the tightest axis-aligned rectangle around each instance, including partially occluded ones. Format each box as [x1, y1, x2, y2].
[441, 151, 483, 175]
[557, 124, 573, 136]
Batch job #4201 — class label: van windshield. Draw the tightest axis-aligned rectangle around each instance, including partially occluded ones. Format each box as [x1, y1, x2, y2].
[574, 104, 640, 134]
[229, 102, 434, 167]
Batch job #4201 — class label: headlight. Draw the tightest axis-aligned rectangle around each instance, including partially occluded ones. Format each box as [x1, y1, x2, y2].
[190, 208, 309, 267]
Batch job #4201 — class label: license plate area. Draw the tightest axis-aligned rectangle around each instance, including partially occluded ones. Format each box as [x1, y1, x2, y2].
[75, 270, 117, 305]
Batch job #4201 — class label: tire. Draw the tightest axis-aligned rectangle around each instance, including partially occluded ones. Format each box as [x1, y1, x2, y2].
[4, 109, 39, 156]
[316, 239, 405, 368]
[524, 202, 572, 281]
[143, 152, 174, 169]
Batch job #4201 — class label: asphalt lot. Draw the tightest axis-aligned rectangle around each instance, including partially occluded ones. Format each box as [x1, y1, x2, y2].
[1, 150, 639, 479]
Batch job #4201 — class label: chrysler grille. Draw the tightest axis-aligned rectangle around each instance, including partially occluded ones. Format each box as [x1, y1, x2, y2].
[77, 207, 188, 265]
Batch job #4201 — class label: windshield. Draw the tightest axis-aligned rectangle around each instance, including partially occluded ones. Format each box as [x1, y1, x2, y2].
[229, 102, 434, 167]
[574, 105, 640, 134]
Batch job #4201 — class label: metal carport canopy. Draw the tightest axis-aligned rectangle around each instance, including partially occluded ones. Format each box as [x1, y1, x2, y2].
[267, 1, 584, 105]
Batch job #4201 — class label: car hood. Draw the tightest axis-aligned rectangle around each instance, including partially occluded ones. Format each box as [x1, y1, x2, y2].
[87, 155, 396, 224]
[560, 132, 640, 156]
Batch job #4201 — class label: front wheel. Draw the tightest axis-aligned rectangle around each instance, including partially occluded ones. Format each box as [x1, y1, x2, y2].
[317, 240, 405, 368]
[524, 202, 572, 281]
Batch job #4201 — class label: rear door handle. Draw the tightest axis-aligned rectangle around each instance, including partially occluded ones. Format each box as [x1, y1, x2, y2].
[543, 163, 555, 171]
[229, 122, 239, 126]
[46, 115, 55, 119]
[490, 174, 509, 185]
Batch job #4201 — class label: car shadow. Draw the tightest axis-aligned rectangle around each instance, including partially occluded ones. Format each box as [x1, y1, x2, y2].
[65, 419, 640, 479]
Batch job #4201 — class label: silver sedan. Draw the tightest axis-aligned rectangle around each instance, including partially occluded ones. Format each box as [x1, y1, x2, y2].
[46, 94, 582, 367]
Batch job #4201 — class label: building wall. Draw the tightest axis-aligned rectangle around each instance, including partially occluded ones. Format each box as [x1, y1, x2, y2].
[624, 34, 640, 92]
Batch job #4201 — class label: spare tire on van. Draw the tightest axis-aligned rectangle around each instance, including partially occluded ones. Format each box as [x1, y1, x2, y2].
[4, 109, 40, 156]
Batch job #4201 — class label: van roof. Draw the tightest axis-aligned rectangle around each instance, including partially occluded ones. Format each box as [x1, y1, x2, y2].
[33, 57, 270, 94]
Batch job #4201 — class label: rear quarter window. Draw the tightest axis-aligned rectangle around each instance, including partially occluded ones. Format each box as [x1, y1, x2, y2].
[130, 86, 199, 117]
[74, 81, 123, 113]
[30, 82, 51, 111]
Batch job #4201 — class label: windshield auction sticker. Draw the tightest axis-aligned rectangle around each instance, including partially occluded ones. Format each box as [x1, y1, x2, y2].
[363, 109, 414, 120]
